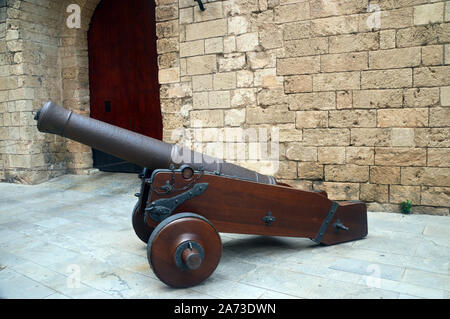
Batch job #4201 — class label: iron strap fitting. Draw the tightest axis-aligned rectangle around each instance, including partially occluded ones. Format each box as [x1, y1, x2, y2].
[313, 201, 339, 244]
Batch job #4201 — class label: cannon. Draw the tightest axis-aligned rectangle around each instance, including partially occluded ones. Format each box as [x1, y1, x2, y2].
[35, 101, 368, 288]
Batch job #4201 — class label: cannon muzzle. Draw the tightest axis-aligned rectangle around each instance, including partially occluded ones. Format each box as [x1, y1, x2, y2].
[35, 101, 277, 185]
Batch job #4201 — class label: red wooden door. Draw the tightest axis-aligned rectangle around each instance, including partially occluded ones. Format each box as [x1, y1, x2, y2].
[88, 0, 162, 172]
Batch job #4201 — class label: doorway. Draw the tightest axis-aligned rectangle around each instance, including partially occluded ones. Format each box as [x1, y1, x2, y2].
[88, 0, 162, 173]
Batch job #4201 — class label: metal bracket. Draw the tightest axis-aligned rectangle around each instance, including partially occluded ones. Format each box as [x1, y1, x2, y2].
[145, 183, 209, 222]
[333, 219, 349, 231]
[313, 201, 339, 244]
[194, 0, 206, 11]
[262, 211, 276, 226]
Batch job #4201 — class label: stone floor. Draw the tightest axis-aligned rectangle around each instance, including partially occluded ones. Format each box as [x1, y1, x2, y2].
[0, 171, 449, 299]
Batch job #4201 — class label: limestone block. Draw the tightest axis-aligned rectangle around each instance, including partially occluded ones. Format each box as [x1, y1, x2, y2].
[246, 108, 294, 124]
[421, 186, 450, 206]
[224, 36, 236, 53]
[157, 38, 179, 54]
[313, 72, 360, 91]
[257, 87, 286, 106]
[278, 128, 303, 142]
[274, 160, 297, 179]
[283, 21, 310, 40]
[445, 44, 450, 64]
[205, 37, 224, 54]
[396, 24, 450, 48]
[158, 52, 178, 69]
[231, 88, 256, 107]
[274, 3, 310, 23]
[218, 53, 246, 72]
[236, 70, 254, 87]
[190, 110, 224, 127]
[318, 147, 346, 164]
[158, 67, 180, 84]
[360, 7, 413, 31]
[284, 38, 328, 57]
[302, 129, 350, 146]
[163, 113, 184, 129]
[380, 30, 396, 49]
[325, 164, 369, 183]
[254, 68, 282, 88]
[346, 147, 375, 165]
[8, 88, 34, 100]
[260, 28, 283, 49]
[213, 72, 236, 90]
[414, 128, 450, 147]
[193, 92, 209, 109]
[295, 111, 328, 128]
[353, 89, 402, 109]
[278, 56, 320, 76]
[369, 47, 421, 69]
[362, 69, 413, 89]
[430, 107, 450, 126]
[209, 91, 231, 109]
[298, 162, 323, 180]
[228, 16, 249, 35]
[377, 108, 428, 127]
[311, 15, 359, 36]
[370, 166, 401, 185]
[192, 74, 213, 92]
[360, 184, 389, 203]
[402, 167, 450, 187]
[404, 88, 440, 108]
[329, 33, 379, 54]
[247, 51, 276, 70]
[329, 110, 377, 128]
[225, 108, 246, 126]
[392, 128, 415, 147]
[310, 0, 367, 19]
[185, 19, 227, 41]
[414, 66, 450, 87]
[194, 2, 223, 22]
[312, 181, 359, 200]
[285, 143, 317, 161]
[284, 75, 312, 94]
[375, 147, 426, 166]
[236, 33, 259, 52]
[428, 148, 450, 167]
[156, 5, 179, 21]
[321, 52, 368, 72]
[288, 92, 336, 111]
[179, 40, 204, 57]
[179, 7, 193, 24]
[351, 128, 392, 147]
[441, 86, 450, 106]
[414, 3, 444, 25]
[186, 55, 217, 75]
[422, 45, 444, 66]
[336, 91, 352, 109]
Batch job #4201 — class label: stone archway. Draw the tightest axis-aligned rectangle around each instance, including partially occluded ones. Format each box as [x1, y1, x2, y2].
[1, 0, 102, 183]
[57, 0, 102, 174]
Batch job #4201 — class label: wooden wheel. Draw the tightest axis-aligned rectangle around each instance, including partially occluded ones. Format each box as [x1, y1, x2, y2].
[131, 203, 154, 243]
[147, 213, 222, 288]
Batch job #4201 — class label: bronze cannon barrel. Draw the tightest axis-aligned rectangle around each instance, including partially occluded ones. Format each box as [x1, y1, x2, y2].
[35, 101, 277, 185]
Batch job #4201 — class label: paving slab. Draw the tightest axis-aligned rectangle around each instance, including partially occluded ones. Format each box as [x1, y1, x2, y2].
[0, 172, 449, 299]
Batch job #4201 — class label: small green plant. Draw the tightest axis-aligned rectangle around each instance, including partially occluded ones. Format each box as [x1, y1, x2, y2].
[400, 200, 412, 214]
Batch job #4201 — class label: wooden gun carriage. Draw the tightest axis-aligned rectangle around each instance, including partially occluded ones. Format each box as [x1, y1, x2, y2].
[35, 101, 368, 288]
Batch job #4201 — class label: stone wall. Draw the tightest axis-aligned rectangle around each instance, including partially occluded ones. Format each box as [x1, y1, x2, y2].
[0, 0, 100, 183]
[156, 0, 450, 215]
[0, 0, 449, 214]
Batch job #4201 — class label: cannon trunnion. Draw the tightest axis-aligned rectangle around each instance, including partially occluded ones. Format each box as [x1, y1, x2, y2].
[35, 101, 368, 288]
